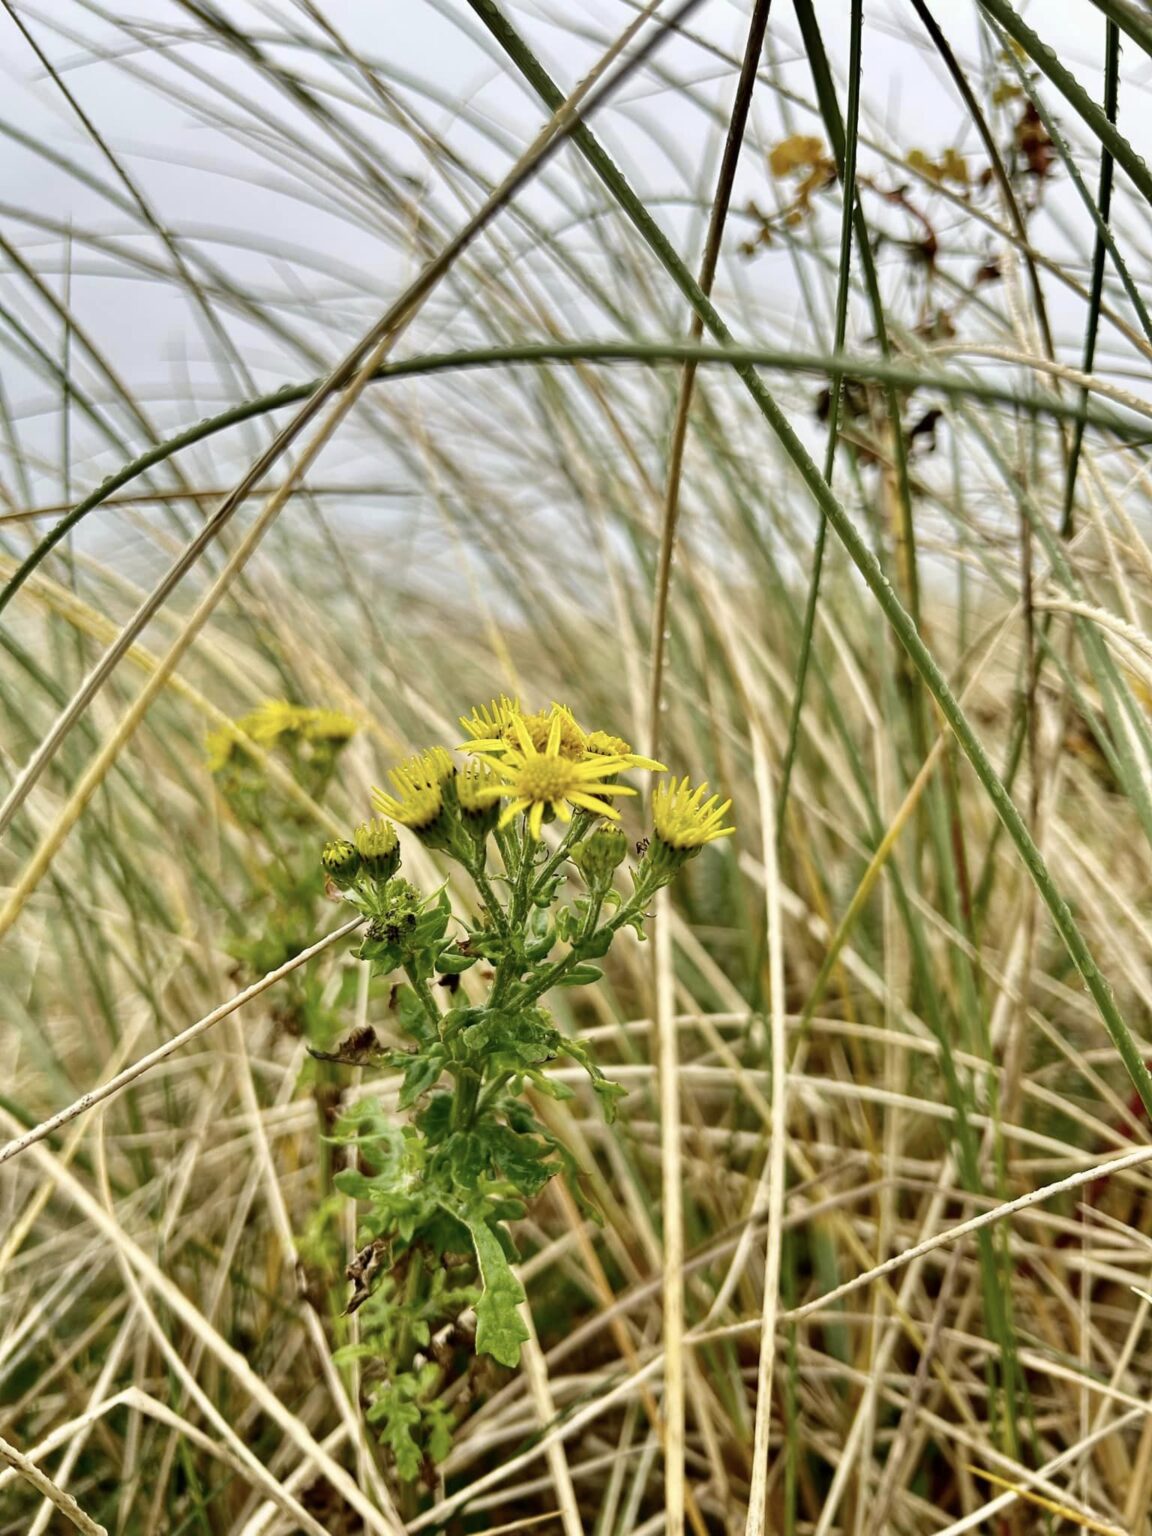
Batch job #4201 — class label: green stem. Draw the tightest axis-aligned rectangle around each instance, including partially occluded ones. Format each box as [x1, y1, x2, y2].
[489, 825, 537, 1010]
[469, 859, 509, 938]
[6, 342, 1140, 618]
[516, 883, 647, 1008]
[477, 1071, 513, 1117]
[451, 1068, 482, 1132]
[404, 963, 441, 1034]
[529, 811, 591, 902]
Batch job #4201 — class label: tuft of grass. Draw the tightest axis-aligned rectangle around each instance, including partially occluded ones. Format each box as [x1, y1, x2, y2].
[4, 2, 1152, 1531]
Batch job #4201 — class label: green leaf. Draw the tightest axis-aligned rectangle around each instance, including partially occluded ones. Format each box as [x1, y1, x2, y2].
[411, 888, 451, 946]
[561, 1038, 626, 1122]
[358, 934, 402, 971]
[591, 1076, 628, 1123]
[416, 1093, 453, 1145]
[459, 1210, 529, 1368]
[578, 926, 613, 959]
[393, 984, 428, 1033]
[398, 1049, 446, 1109]
[522, 1069, 575, 1101]
[366, 1377, 425, 1482]
[557, 963, 603, 987]
[435, 947, 478, 974]
[333, 1168, 375, 1200]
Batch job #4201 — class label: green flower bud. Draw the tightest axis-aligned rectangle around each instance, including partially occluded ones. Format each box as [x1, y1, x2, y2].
[573, 825, 629, 890]
[354, 818, 401, 883]
[639, 834, 699, 887]
[322, 838, 361, 890]
[362, 878, 424, 959]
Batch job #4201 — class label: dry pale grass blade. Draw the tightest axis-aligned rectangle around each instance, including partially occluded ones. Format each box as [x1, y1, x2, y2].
[515, 1302, 583, 1536]
[0, 917, 362, 1169]
[0, 1111, 401, 1534]
[691, 1139, 1152, 1341]
[740, 714, 787, 1536]
[652, 894, 685, 1530]
[645, 8, 773, 1522]
[0, 1430, 107, 1535]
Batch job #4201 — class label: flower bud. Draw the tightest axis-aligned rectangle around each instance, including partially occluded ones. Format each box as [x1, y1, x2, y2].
[453, 761, 501, 840]
[322, 838, 361, 890]
[573, 825, 629, 890]
[639, 834, 697, 886]
[354, 818, 401, 883]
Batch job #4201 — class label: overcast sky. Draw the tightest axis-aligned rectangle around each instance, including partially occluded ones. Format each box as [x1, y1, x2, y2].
[1, 1, 1147, 540]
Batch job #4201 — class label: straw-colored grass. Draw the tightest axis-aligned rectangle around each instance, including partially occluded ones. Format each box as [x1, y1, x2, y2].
[4, 2, 1152, 1531]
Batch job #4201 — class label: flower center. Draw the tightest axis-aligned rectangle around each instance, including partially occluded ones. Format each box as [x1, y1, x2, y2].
[515, 755, 578, 801]
[517, 710, 585, 759]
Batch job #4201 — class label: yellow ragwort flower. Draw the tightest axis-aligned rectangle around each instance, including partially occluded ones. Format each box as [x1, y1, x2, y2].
[455, 759, 502, 815]
[371, 746, 454, 831]
[651, 776, 735, 849]
[459, 695, 520, 745]
[584, 730, 667, 773]
[242, 699, 304, 743]
[205, 724, 239, 773]
[518, 703, 586, 758]
[462, 699, 587, 761]
[463, 714, 636, 839]
[299, 707, 357, 742]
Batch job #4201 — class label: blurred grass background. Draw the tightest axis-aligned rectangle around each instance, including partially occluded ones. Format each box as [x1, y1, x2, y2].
[5, 1, 1152, 1531]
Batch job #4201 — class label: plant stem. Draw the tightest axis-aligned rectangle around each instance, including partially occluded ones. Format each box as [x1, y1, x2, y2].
[404, 964, 441, 1034]
[515, 883, 648, 1007]
[469, 859, 509, 937]
[529, 811, 590, 902]
[451, 1068, 482, 1131]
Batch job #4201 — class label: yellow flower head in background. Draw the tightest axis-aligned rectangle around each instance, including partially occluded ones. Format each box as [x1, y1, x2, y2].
[206, 700, 358, 772]
[651, 776, 735, 850]
[463, 714, 636, 839]
[204, 725, 240, 774]
[298, 707, 357, 743]
[584, 730, 667, 774]
[459, 695, 520, 745]
[243, 699, 303, 743]
[371, 746, 454, 831]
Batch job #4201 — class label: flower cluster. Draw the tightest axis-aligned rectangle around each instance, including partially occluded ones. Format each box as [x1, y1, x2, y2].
[206, 699, 356, 772]
[353, 695, 732, 870]
[316, 695, 733, 1487]
[208, 699, 358, 814]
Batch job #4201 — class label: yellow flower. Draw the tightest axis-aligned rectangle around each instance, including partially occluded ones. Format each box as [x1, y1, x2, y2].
[354, 817, 401, 881]
[205, 724, 239, 773]
[299, 707, 357, 742]
[518, 703, 586, 759]
[459, 695, 520, 744]
[456, 760, 501, 816]
[371, 747, 454, 831]
[321, 838, 361, 889]
[584, 730, 667, 773]
[651, 776, 735, 849]
[242, 699, 304, 743]
[463, 714, 636, 839]
[227, 700, 358, 748]
[462, 699, 587, 761]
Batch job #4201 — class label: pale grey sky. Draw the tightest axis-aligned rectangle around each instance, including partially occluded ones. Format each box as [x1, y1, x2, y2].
[1, 0, 1147, 583]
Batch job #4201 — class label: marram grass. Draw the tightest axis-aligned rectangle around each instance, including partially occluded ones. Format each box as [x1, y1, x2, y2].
[4, 3, 1152, 1533]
